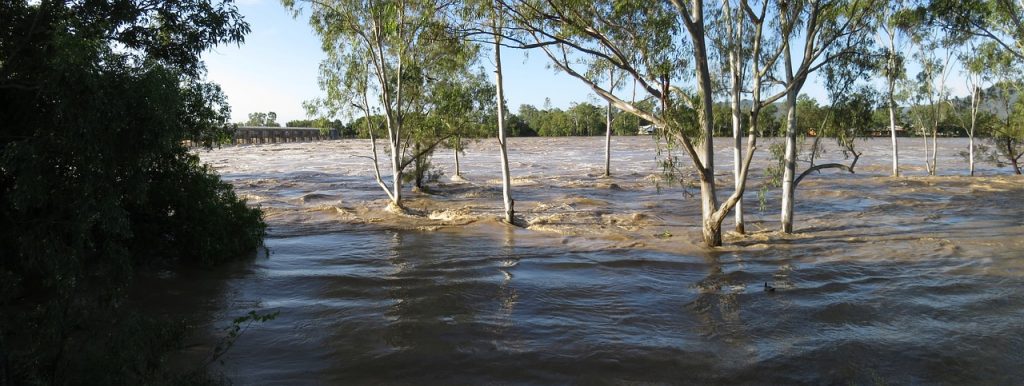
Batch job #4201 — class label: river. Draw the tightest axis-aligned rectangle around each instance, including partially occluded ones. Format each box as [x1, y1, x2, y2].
[150, 136, 1022, 384]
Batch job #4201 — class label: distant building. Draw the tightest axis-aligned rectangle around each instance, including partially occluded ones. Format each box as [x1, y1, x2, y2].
[638, 124, 656, 135]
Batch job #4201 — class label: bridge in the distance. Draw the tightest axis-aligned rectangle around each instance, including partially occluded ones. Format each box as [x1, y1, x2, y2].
[228, 126, 333, 145]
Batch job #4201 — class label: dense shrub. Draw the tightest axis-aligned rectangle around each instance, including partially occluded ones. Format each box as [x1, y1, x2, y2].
[0, 0, 263, 383]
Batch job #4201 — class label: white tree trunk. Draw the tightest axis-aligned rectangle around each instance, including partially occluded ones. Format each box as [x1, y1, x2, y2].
[454, 145, 461, 178]
[781, 89, 798, 233]
[390, 138, 402, 205]
[730, 61, 744, 234]
[921, 127, 932, 175]
[494, 23, 514, 224]
[604, 69, 613, 177]
[970, 85, 979, 176]
[691, 9, 721, 247]
[726, 0, 745, 234]
[885, 28, 901, 177]
[780, 29, 798, 234]
[888, 84, 900, 177]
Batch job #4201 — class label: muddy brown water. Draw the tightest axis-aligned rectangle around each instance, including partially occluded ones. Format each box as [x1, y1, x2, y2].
[145, 137, 1022, 384]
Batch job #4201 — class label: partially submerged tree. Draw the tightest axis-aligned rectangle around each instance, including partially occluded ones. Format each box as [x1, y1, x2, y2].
[496, 0, 763, 246]
[905, 16, 956, 176]
[709, 0, 751, 233]
[875, 1, 912, 177]
[432, 70, 494, 180]
[960, 42, 988, 176]
[773, 0, 879, 233]
[974, 43, 1024, 174]
[287, 0, 473, 209]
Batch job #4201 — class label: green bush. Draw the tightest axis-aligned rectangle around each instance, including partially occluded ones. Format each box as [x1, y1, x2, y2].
[0, 0, 263, 383]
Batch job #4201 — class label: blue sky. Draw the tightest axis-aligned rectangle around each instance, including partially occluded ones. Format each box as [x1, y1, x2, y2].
[203, 0, 596, 124]
[203, 0, 965, 125]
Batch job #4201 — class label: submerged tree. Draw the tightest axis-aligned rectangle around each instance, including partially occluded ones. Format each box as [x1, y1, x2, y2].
[773, 0, 878, 234]
[287, 0, 474, 209]
[875, 0, 912, 177]
[960, 42, 988, 176]
[432, 70, 494, 180]
[496, 0, 764, 246]
[710, 0, 752, 233]
[906, 14, 957, 176]
[974, 43, 1024, 174]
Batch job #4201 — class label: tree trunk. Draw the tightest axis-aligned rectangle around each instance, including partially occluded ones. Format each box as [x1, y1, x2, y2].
[921, 127, 931, 175]
[604, 71, 613, 177]
[678, 0, 721, 246]
[454, 140, 462, 178]
[1009, 139, 1021, 175]
[494, 17, 514, 224]
[886, 33, 901, 177]
[691, 11, 720, 247]
[930, 121, 938, 175]
[969, 86, 978, 176]
[888, 88, 900, 177]
[727, 3, 745, 234]
[390, 139, 402, 206]
[781, 88, 798, 234]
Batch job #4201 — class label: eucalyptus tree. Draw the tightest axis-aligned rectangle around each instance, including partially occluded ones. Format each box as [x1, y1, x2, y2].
[479, 0, 512, 221]
[906, 32, 956, 176]
[974, 42, 1024, 174]
[432, 70, 494, 180]
[716, 0, 872, 235]
[773, 0, 878, 233]
[960, 42, 989, 176]
[709, 0, 751, 233]
[604, 69, 622, 177]
[927, 0, 1024, 175]
[875, 1, 912, 177]
[496, 0, 761, 246]
[586, 63, 627, 177]
[285, 0, 473, 209]
[449, 0, 519, 222]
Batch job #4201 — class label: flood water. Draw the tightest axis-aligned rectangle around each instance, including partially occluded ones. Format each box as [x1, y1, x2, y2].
[153, 137, 1022, 384]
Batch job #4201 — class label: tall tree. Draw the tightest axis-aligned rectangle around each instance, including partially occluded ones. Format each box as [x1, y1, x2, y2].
[975, 42, 1024, 174]
[961, 41, 989, 176]
[775, 0, 878, 233]
[711, 0, 751, 233]
[905, 36, 955, 176]
[498, 0, 758, 246]
[286, 0, 471, 209]
[876, 1, 912, 177]
[452, 0, 518, 223]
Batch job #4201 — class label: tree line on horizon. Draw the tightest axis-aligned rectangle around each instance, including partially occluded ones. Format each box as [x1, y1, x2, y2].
[273, 88, 1016, 139]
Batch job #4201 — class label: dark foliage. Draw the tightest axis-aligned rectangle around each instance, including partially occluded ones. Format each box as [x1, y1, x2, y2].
[0, 0, 263, 383]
